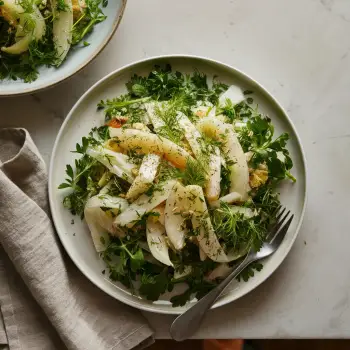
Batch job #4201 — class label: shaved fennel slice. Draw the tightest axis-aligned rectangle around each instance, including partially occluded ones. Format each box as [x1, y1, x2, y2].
[209, 192, 242, 208]
[230, 206, 257, 218]
[144, 102, 165, 130]
[114, 180, 176, 228]
[86, 146, 135, 183]
[146, 219, 173, 266]
[164, 182, 188, 250]
[52, 0, 73, 65]
[186, 185, 228, 262]
[84, 195, 128, 252]
[205, 147, 221, 201]
[109, 128, 192, 169]
[196, 117, 250, 200]
[1, 2, 46, 54]
[219, 85, 245, 107]
[177, 112, 203, 157]
[126, 154, 160, 200]
[207, 263, 232, 281]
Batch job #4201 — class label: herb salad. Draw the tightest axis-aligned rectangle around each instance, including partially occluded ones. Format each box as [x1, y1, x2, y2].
[59, 65, 295, 306]
[0, 0, 107, 82]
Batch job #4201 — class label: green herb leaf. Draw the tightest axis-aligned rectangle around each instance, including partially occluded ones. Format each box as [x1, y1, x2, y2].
[139, 270, 172, 301]
[71, 0, 107, 45]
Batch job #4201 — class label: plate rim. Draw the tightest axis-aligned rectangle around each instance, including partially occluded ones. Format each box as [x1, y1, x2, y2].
[0, 0, 127, 97]
[48, 54, 308, 315]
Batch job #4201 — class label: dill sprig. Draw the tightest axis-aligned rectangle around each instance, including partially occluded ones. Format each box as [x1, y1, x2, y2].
[211, 202, 266, 252]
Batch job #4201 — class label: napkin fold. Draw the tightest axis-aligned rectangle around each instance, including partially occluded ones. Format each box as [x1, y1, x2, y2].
[0, 128, 154, 350]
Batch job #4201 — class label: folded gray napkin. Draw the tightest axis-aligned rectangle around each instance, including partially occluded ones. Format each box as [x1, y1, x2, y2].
[0, 128, 154, 350]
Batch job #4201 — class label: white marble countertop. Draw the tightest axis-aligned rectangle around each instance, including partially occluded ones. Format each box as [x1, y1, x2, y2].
[1, 0, 350, 339]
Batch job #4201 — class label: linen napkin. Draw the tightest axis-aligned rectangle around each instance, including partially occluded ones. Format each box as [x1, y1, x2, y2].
[0, 128, 154, 350]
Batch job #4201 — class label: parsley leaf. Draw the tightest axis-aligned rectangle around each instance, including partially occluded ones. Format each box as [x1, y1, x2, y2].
[236, 261, 263, 282]
[72, 0, 107, 45]
[238, 114, 295, 182]
[139, 270, 172, 301]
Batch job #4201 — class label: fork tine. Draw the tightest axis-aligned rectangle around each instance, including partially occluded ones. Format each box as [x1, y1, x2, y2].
[274, 210, 291, 234]
[276, 207, 286, 220]
[266, 207, 288, 241]
[273, 205, 282, 217]
[271, 214, 294, 247]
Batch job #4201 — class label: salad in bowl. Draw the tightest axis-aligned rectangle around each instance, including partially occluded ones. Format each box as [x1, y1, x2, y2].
[58, 64, 295, 307]
[0, 0, 107, 82]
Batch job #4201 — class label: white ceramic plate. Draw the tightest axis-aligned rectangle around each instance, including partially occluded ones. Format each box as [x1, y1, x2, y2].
[49, 55, 307, 315]
[0, 0, 126, 96]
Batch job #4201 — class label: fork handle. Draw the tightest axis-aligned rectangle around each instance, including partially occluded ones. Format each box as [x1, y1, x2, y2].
[170, 252, 255, 341]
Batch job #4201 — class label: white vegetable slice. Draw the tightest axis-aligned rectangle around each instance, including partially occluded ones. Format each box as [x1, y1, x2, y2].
[186, 185, 228, 262]
[209, 192, 242, 208]
[84, 194, 128, 252]
[205, 147, 221, 201]
[146, 219, 173, 266]
[144, 102, 165, 130]
[219, 85, 245, 107]
[126, 154, 160, 200]
[150, 204, 165, 226]
[207, 263, 232, 281]
[51, 0, 73, 65]
[114, 180, 176, 228]
[196, 117, 250, 200]
[164, 182, 188, 250]
[86, 146, 135, 183]
[1, 2, 46, 54]
[109, 128, 192, 169]
[177, 112, 203, 158]
[229, 206, 257, 218]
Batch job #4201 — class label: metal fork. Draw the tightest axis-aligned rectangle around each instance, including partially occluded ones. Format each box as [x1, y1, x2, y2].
[170, 207, 294, 341]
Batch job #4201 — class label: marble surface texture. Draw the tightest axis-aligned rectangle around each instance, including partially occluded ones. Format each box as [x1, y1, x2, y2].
[1, 0, 350, 339]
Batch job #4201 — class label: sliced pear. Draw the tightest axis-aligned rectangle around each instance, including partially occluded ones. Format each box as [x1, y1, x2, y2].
[164, 182, 189, 250]
[114, 180, 176, 228]
[109, 128, 192, 169]
[186, 185, 228, 262]
[126, 154, 160, 201]
[205, 147, 221, 201]
[51, 0, 73, 65]
[209, 192, 242, 208]
[86, 146, 135, 183]
[196, 117, 250, 200]
[144, 102, 165, 130]
[146, 219, 173, 266]
[177, 112, 203, 158]
[1, 1, 46, 54]
[84, 194, 129, 252]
